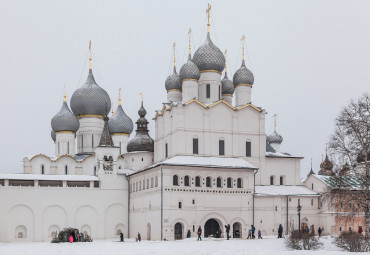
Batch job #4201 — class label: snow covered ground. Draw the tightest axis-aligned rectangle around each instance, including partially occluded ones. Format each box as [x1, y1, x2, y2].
[0, 236, 357, 255]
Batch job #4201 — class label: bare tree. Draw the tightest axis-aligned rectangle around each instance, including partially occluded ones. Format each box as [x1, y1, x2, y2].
[328, 93, 370, 238]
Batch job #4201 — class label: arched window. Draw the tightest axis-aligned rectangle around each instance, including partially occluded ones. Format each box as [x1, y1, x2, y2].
[143, 180, 145, 190]
[178, 202, 182, 209]
[139, 181, 142, 191]
[155, 176, 158, 187]
[147, 179, 149, 189]
[219, 139, 225, 156]
[135, 182, 138, 192]
[94, 166, 97, 176]
[206, 177, 211, 187]
[270, 176, 274, 185]
[184, 176, 190, 186]
[173, 175, 179, 186]
[206, 84, 210, 98]
[195, 176, 201, 187]
[41, 165, 44, 175]
[217, 177, 222, 188]
[65, 165, 68, 175]
[151, 177, 154, 188]
[227, 177, 232, 188]
[237, 178, 242, 188]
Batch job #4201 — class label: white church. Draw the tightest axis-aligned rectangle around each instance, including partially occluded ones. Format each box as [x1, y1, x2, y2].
[0, 8, 338, 242]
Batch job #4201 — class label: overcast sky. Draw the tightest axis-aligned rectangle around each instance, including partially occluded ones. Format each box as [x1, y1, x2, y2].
[0, 0, 369, 177]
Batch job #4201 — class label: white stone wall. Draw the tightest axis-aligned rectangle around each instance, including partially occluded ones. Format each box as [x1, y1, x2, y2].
[167, 90, 182, 103]
[77, 117, 104, 154]
[198, 71, 221, 104]
[55, 132, 75, 156]
[112, 134, 129, 155]
[235, 85, 251, 107]
[182, 80, 198, 102]
[124, 151, 154, 171]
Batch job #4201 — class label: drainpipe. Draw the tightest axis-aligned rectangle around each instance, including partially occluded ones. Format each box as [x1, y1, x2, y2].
[160, 164, 163, 241]
[252, 168, 259, 226]
[286, 195, 288, 235]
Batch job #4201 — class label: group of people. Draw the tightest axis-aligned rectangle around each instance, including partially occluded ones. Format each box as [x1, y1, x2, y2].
[246, 225, 262, 239]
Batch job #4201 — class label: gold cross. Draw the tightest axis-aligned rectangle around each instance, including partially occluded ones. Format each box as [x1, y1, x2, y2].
[206, 3, 212, 32]
[89, 40, 92, 69]
[63, 84, 66, 102]
[173, 42, 176, 67]
[273, 113, 277, 132]
[139, 93, 143, 101]
[224, 49, 228, 72]
[119, 88, 122, 105]
[241, 35, 246, 60]
[188, 28, 192, 55]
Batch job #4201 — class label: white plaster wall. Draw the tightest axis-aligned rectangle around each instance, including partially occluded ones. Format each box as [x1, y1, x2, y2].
[182, 80, 198, 102]
[124, 152, 154, 171]
[167, 90, 182, 103]
[112, 134, 129, 155]
[264, 157, 302, 186]
[55, 132, 75, 156]
[235, 85, 251, 107]
[198, 71, 221, 104]
[77, 117, 104, 154]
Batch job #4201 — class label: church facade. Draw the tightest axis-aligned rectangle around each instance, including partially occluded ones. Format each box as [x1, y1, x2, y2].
[0, 11, 341, 242]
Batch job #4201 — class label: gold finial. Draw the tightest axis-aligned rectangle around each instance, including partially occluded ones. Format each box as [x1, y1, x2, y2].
[224, 49, 227, 72]
[206, 3, 212, 32]
[241, 35, 246, 60]
[188, 28, 192, 55]
[118, 88, 122, 105]
[139, 93, 143, 101]
[89, 40, 92, 69]
[63, 84, 66, 102]
[311, 158, 313, 169]
[273, 113, 277, 132]
[111, 101, 114, 116]
[173, 42, 176, 67]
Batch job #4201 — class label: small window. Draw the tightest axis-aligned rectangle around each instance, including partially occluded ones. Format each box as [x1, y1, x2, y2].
[67, 142, 70, 154]
[92, 134, 94, 148]
[217, 177, 222, 188]
[192, 199, 195, 204]
[179, 202, 182, 209]
[165, 143, 168, 158]
[195, 176, 201, 187]
[237, 178, 242, 188]
[311, 183, 313, 190]
[142, 157, 143, 161]
[227, 177, 232, 188]
[340, 202, 343, 208]
[147, 179, 149, 189]
[349, 227, 352, 232]
[193, 138, 199, 154]
[311, 199, 314, 206]
[65, 165, 68, 175]
[193, 225, 195, 232]
[206, 84, 210, 98]
[280, 176, 284, 185]
[206, 177, 211, 187]
[270, 176, 274, 185]
[94, 166, 97, 176]
[184, 176, 190, 186]
[41, 165, 44, 175]
[275, 206, 277, 211]
[219, 140, 225, 156]
[151, 178, 154, 188]
[246, 142, 251, 157]
[173, 175, 179, 186]
[339, 227, 342, 232]
[155, 176, 158, 187]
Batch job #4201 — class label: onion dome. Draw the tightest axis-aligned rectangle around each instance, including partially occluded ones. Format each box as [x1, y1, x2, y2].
[51, 95, 80, 133]
[51, 130, 56, 142]
[233, 60, 254, 87]
[179, 54, 200, 81]
[193, 32, 225, 73]
[108, 103, 134, 135]
[165, 66, 182, 91]
[70, 69, 111, 117]
[221, 72, 234, 95]
[267, 131, 283, 144]
[320, 154, 334, 171]
[127, 101, 154, 152]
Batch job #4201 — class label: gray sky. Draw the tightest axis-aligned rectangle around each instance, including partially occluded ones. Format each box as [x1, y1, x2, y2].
[0, 0, 369, 177]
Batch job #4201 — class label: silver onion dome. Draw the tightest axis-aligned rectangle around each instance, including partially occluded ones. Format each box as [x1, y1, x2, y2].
[179, 54, 200, 81]
[233, 60, 254, 87]
[51, 130, 56, 142]
[267, 131, 283, 144]
[221, 72, 234, 95]
[108, 105, 134, 135]
[51, 100, 80, 132]
[193, 32, 225, 72]
[165, 66, 182, 91]
[70, 69, 111, 117]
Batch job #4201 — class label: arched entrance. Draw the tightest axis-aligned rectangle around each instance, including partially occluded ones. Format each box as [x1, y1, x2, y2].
[147, 223, 151, 240]
[233, 222, 242, 238]
[174, 222, 183, 240]
[204, 219, 220, 238]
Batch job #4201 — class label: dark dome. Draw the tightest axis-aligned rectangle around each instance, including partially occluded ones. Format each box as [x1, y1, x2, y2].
[51, 101, 80, 133]
[221, 72, 234, 95]
[233, 60, 254, 87]
[165, 67, 182, 91]
[108, 105, 134, 134]
[70, 69, 111, 117]
[193, 32, 225, 73]
[179, 55, 200, 81]
[267, 131, 283, 144]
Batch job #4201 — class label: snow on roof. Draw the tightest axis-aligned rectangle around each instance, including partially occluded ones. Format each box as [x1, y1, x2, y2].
[255, 185, 319, 196]
[118, 169, 135, 175]
[266, 152, 303, 159]
[0, 173, 99, 181]
[161, 156, 257, 169]
[24, 154, 94, 162]
[312, 174, 363, 190]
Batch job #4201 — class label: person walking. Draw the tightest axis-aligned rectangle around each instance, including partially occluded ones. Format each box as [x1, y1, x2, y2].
[197, 226, 202, 241]
[278, 224, 283, 238]
[120, 232, 124, 242]
[186, 230, 191, 238]
[318, 227, 322, 237]
[247, 228, 252, 239]
[69, 235, 73, 243]
[258, 230, 262, 239]
[138, 232, 141, 242]
[305, 226, 309, 234]
[225, 224, 230, 240]
[251, 225, 256, 239]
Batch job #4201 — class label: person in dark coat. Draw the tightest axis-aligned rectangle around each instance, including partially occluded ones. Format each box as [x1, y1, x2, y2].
[278, 224, 283, 238]
[225, 224, 230, 240]
[318, 227, 322, 237]
[251, 225, 256, 239]
[120, 232, 124, 242]
[197, 226, 202, 241]
[138, 232, 141, 242]
[186, 230, 191, 238]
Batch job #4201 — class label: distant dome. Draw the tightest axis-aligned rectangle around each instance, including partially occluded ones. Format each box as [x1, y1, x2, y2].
[193, 32, 225, 73]
[108, 105, 134, 135]
[320, 155, 334, 170]
[221, 72, 234, 95]
[51, 130, 56, 142]
[51, 100, 80, 133]
[70, 69, 111, 117]
[233, 60, 254, 87]
[179, 55, 200, 81]
[267, 131, 283, 144]
[165, 66, 182, 91]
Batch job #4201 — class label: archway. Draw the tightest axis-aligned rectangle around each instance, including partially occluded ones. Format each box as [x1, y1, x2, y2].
[233, 222, 242, 238]
[174, 222, 183, 240]
[204, 219, 220, 238]
[147, 223, 151, 240]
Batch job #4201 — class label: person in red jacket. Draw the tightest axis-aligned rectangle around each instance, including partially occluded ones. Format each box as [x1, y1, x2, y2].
[69, 235, 73, 243]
